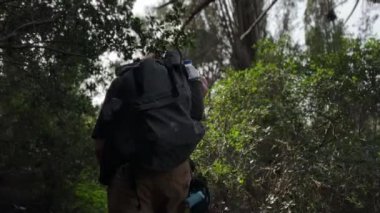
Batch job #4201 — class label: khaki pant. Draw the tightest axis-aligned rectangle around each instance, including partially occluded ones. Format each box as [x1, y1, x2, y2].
[107, 160, 191, 213]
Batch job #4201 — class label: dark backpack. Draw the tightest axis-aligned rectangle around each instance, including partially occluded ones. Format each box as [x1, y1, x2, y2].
[92, 51, 205, 185]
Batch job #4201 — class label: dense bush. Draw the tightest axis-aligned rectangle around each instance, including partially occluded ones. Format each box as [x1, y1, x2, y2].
[194, 38, 380, 212]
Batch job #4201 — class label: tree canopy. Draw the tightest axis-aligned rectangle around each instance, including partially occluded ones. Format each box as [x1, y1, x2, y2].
[1, 0, 379, 212]
[0, 0, 189, 212]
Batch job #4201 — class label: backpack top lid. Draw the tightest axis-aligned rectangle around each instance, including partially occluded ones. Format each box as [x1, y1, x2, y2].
[164, 50, 182, 65]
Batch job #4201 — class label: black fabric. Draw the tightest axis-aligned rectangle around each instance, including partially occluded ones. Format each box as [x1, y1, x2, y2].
[91, 78, 122, 140]
[92, 52, 205, 185]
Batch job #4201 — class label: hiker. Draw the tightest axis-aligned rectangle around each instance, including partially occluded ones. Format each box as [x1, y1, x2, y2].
[92, 51, 208, 213]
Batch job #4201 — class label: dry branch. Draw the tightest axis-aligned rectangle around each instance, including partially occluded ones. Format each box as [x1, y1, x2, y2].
[156, 0, 177, 9]
[344, 0, 360, 24]
[182, 0, 216, 28]
[239, 0, 278, 40]
[8, 44, 88, 57]
[0, 19, 56, 42]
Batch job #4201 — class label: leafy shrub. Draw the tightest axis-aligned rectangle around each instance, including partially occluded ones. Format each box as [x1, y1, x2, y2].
[194, 38, 380, 212]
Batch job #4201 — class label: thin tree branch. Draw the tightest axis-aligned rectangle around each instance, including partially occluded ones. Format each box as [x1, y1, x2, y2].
[344, 0, 360, 24]
[0, 0, 86, 42]
[182, 0, 216, 29]
[221, 0, 236, 31]
[0, 18, 55, 41]
[8, 44, 88, 57]
[155, 0, 176, 9]
[217, 0, 234, 45]
[240, 0, 279, 41]
[0, 0, 18, 5]
[1, 58, 25, 67]
[333, 0, 349, 9]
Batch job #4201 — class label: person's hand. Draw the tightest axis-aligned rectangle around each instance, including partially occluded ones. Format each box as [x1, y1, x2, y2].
[94, 139, 104, 164]
[200, 77, 209, 97]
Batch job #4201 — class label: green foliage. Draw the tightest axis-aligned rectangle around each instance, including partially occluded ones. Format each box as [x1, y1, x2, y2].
[74, 182, 106, 213]
[195, 37, 380, 212]
[73, 172, 107, 213]
[0, 0, 191, 212]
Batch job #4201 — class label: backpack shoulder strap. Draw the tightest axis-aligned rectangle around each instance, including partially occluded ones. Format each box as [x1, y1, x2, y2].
[162, 60, 180, 97]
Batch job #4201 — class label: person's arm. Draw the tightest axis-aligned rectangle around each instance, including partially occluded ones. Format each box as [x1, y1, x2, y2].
[200, 77, 208, 97]
[189, 77, 208, 121]
[91, 77, 122, 164]
[94, 139, 104, 164]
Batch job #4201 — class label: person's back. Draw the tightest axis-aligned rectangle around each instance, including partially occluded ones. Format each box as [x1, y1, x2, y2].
[92, 51, 208, 213]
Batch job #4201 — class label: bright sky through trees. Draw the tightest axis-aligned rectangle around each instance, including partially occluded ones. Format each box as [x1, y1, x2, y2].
[134, 0, 380, 44]
[92, 0, 380, 105]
